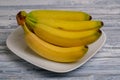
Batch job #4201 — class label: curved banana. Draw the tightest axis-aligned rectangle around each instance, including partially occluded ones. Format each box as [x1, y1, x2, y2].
[27, 19, 99, 38]
[18, 22, 88, 62]
[26, 19, 101, 47]
[26, 17, 103, 31]
[35, 29, 101, 47]
[16, 10, 103, 62]
[23, 10, 91, 21]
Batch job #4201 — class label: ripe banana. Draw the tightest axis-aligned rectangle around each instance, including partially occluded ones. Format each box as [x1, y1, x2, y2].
[26, 10, 91, 21]
[19, 11, 103, 31]
[16, 10, 103, 62]
[26, 17, 103, 31]
[25, 19, 101, 47]
[16, 15, 88, 62]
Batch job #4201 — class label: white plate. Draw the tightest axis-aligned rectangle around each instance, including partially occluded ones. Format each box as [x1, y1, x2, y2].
[6, 27, 106, 73]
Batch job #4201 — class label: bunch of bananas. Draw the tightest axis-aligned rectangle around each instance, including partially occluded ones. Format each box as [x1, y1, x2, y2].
[16, 10, 103, 63]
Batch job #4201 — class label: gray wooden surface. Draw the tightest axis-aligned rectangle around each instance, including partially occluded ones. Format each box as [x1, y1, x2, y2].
[0, 0, 120, 80]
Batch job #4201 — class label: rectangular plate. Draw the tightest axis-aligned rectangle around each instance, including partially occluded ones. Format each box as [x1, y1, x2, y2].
[6, 27, 106, 73]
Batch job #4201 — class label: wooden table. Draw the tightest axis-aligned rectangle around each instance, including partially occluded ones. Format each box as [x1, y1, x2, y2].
[0, 0, 120, 80]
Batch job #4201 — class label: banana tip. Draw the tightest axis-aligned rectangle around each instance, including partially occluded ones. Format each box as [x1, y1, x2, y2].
[101, 21, 104, 26]
[85, 45, 88, 48]
[89, 16, 92, 20]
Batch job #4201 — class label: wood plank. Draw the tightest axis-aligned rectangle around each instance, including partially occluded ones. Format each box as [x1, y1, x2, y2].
[0, 50, 21, 61]
[94, 74, 120, 80]
[0, 7, 119, 16]
[0, 0, 120, 7]
[0, 61, 120, 75]
[0, 73, 94, 80]
[0, 0, 57, 6]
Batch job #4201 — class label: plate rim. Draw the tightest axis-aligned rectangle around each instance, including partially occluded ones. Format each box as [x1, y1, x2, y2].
[6, 27, 106, 73]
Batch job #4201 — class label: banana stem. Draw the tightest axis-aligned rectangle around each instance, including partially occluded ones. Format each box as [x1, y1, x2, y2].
[16, 11, 29, 34]
[16, 11, 27, 26]
[26, 18, 36, 27]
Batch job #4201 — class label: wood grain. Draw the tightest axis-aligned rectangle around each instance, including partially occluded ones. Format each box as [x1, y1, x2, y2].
[0, 0, 120, 80]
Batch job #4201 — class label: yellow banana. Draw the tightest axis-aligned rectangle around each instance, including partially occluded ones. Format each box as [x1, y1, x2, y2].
[26, 10, 91, 21]
[35, 26, 101, 47]
[26, 19, 99, 38]
[35, 29, 101, 47]
[16, 15, 88, 62]
[26, 17, 103, 31]
[26, 20, 101, 47]
[16, 10, 103, 63]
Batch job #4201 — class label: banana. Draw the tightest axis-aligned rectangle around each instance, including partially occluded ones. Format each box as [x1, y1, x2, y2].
[26, 19, 101, 47]
[26, 10, 91, 21]
[20, 11, 102, 31]
[35, 28, 101, 47]
[16, 10, 103, 62]
[16, 15, 88, 62]
[26, 17, 103, 31]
